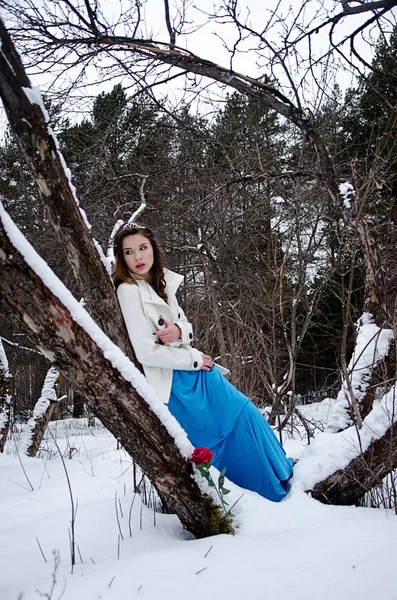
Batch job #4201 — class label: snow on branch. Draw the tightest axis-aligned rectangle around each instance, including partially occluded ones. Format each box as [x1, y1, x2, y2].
[0, 339, 11, 379]
[1, 336, 43, 355]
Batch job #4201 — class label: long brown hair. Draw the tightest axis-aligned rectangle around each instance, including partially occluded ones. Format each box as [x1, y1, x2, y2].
[112, 226, 168, 301]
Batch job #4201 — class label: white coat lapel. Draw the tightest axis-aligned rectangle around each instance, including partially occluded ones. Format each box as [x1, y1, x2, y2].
[136, 280, 168, 308]
[163, 269, 183, 298]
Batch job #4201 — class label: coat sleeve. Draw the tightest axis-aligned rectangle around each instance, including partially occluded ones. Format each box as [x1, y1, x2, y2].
[117, 283, 203, 371]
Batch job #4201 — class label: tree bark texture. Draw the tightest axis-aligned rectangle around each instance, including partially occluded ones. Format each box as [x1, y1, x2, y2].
[310, 421, 397, 505]
[0, 19, 135, 361]
[0, 218, 233, 538]
[72, 390, 85, 419]
[26, 401, 58, 456]
[23, 366, 61, 457]
[0, 340, 13, 453]
[359, 343, 396, 422]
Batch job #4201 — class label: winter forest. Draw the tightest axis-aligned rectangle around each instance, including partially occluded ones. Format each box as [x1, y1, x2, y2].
[0, 0, 397, 599]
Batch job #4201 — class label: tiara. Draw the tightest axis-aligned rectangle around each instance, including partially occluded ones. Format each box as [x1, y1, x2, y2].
[126, 222, 145, 229]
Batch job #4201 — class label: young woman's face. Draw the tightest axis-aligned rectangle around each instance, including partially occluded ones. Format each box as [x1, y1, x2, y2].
[121, 233, 154, 282]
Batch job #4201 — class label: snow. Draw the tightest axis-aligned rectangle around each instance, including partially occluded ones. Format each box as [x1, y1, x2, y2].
[294, 384, 397, 490]
[1, 416, 396, 600]
[19, 367, 60, 455]
[22, 87, 50, 122]
[0, 336, 43, 355]
[93, 237, 112, 277]
[0, 338, 11, 379]
[0, 339, 12, 431]
[126, 202, 147, 226]
[327, 312, 394, 432]
[339, 181, 355, 209]
[107, 219, 124, 266]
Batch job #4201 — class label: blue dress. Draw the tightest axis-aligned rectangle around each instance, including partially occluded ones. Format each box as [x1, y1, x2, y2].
[168, 368, 293, 502]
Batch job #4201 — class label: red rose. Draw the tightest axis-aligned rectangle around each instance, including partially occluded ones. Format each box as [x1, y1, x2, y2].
[190, 447, 214, 466]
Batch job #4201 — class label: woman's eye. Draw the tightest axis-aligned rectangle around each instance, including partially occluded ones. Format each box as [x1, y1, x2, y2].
[140, 245, 147, 251]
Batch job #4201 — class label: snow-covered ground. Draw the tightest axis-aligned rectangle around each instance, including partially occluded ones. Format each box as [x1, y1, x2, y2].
[1, 406, 396, 600]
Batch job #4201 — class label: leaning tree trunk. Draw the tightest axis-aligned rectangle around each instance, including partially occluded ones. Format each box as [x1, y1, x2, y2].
[0, 19, 134, 361]
[0, 211, 233, 538]
[0, 339, 13, 452]
[0, 22, 234, 537]
[310, 421, 397, 506]
[20, 366, 61, 457]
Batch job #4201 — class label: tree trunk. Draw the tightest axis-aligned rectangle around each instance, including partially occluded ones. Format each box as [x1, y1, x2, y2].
[20, 366, 61, 457]
[0, 211, 233, 538]
[73, 390, 85, 419]
[0, 19, 135, 361]
[310, 421, 397, 505]
[0, 339, 13, 452]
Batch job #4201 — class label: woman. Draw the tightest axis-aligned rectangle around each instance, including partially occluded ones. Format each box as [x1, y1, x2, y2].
[113, 225, 293, 502]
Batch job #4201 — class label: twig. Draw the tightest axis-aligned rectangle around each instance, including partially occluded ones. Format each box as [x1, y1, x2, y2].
[114, 491, 124, 539]
[48, 429, 77, 572]
[226, 493, 245, 516]
[12, 430, 34, 491]
[118, 497, 124, 518]
[128, 492, 137, 537]
[36, 536, 47, 562]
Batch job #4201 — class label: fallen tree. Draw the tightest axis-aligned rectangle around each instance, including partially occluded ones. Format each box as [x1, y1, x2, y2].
[311, 420, 397, 505]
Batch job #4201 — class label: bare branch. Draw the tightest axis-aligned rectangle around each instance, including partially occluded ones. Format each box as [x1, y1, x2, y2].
[163, 0, 176, 48]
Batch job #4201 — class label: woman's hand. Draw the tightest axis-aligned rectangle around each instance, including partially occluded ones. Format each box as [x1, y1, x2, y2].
[155, 315, 181, 344]
[200, 354, 214, 371]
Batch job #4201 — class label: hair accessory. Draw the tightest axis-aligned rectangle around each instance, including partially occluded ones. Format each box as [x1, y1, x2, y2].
[125, 220, 145, 229]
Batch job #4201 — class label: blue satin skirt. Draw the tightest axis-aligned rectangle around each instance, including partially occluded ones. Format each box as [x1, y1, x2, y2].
[168, 368, 293, 502]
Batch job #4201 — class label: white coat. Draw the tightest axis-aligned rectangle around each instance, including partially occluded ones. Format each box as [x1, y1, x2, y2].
[117, 269, 204, 403]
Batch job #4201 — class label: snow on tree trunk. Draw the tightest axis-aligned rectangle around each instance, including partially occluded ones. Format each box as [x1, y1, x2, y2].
[0, 19, 135, 363]
[326, 184, 396, 433]
[0, 339, 13, 452]
[327, 313, 394, 433]
[19, 366, 61, 457]
[295, 383, 397, 504]
[0, 205, 233, 538]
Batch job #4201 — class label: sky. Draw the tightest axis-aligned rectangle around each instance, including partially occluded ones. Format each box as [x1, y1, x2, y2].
[1, 0, 395, 126]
